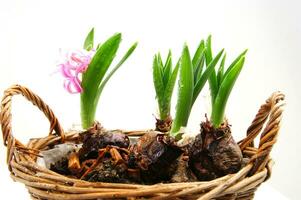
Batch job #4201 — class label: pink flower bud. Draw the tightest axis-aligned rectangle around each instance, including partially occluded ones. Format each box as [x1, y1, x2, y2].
[58, 49, 95, 93]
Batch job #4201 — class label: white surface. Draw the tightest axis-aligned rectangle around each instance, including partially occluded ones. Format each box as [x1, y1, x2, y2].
[255, 184, 289, 200]
[0, 0, 300, 199]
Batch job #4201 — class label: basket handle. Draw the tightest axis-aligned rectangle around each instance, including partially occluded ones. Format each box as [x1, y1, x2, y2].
[239, 91, 285, 176]
[0, 85, 65, 165]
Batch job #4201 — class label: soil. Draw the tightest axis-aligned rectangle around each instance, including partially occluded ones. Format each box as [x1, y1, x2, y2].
[83, 158, 129, 183]
[50, 157, 70, 175]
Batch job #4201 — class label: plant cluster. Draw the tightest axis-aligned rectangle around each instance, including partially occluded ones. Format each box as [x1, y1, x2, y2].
[55, 29, 248, 184]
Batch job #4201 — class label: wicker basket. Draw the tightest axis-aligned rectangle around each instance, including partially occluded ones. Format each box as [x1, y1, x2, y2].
[0, 85, 285, 200]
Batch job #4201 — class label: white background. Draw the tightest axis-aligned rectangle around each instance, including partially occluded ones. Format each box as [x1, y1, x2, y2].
[0, 0, 300, 199]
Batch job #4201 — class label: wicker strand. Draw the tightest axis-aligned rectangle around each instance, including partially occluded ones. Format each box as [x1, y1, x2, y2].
[0, 85, 65, 168]
[239, 94, 273, 150]
[197, 165, 252, 200]
[249, 92, 285, 175]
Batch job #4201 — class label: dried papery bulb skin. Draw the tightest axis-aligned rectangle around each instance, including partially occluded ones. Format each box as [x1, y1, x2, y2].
[131, 131, 183, 183]
[68, 152, 81, 174]
[155, 115, 173, 132]
[79, 122, 130, 160]
[189, 121, 243, 181]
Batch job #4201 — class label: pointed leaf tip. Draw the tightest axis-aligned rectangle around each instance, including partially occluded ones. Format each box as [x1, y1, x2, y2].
[83, 28, 95, 51]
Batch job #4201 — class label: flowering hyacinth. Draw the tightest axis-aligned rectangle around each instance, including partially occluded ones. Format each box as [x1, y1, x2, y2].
[56, 28, 137, 129]
[58, 49, 95, 93]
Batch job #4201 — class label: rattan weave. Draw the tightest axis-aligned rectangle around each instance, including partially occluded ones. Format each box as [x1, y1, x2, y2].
[0, 85, 285, 200]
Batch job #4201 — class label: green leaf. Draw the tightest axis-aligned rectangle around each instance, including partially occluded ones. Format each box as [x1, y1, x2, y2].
[192, 49, 224, 105]
[211, 56, 245, 127]
[97, 42, 138, 102]
[82, 33, 122, 92]
[205, 35, 218, 105]
[217, 53, 226, 88]
[81, 33, 122, 129]
[157, 53, 164, 83]
[83, 28, 94, 51]
[153, 52, 179, 120]
[153, 54, 165, 107]
[160, 60, 179, 120]
[96, 43, 101, 50]
[222, 49, 248, 83]
[192, 40, 205, 70]
[193, 49, 205, 83]
[205, 35, 213, 62]
[192, 41, 205, 84]
[163, 51, 172, 88]
[157, 53, 164, 70]
[164, 50, 172, 68]
[170, 44, 194, 136]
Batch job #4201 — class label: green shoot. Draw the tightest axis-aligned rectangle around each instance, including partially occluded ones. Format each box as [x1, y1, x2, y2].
[153, 51, 179, 121]
[170, 44, 194, 136]
[81, 29, 138, 129]
[83, 28, 94, 51]
[205, 36, 247, 127]
[170, 41, 224, 137]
